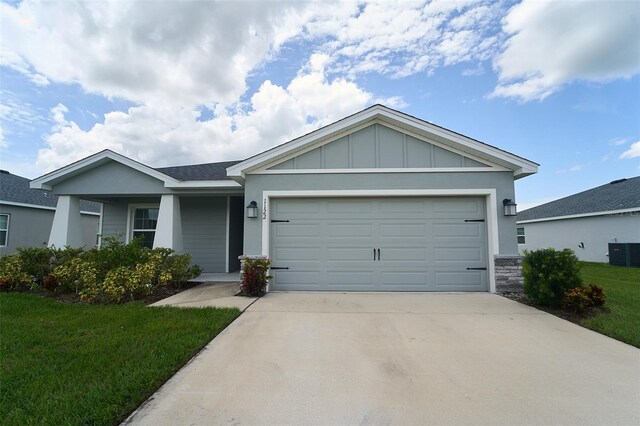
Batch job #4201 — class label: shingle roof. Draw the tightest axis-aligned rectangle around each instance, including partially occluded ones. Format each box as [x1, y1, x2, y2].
[155, 160, 242, 181]
[0, 170, 101, 213]
[518, 176, 640, 221]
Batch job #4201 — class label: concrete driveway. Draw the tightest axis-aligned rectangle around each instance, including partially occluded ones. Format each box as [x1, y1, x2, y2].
[125, 293, 640, 425]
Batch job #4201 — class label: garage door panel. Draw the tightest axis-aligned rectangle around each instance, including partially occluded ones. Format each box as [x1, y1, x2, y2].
[270, 197, 488, 292]
[275, 200, 321, 214]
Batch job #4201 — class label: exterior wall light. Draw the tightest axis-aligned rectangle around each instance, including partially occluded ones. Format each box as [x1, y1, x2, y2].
[503, 198, 517, 216]
[246, 201, 258, 218]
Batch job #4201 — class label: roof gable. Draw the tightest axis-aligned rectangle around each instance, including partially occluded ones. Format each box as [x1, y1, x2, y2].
[227, 104, 538, 182]
[518, 176, 640, 222]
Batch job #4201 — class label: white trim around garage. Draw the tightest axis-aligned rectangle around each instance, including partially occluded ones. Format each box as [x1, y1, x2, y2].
[260, 188, 499, 292]
[517, 207, 640, 224]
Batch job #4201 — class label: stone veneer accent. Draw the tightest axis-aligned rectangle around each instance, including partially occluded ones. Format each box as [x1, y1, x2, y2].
[494, 255, 524, 292]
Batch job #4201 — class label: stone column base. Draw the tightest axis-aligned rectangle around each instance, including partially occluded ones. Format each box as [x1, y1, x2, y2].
[494, 255, 523, 292]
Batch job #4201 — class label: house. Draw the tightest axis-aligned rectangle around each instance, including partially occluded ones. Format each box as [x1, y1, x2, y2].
[517, 177, 640, 263]
[0, 170, 101, 255]
[30, 105, 538, 292]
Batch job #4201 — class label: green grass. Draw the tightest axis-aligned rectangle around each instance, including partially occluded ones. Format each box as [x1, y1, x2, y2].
[580, 262, 640, 348]
[0, 294, 240, 425]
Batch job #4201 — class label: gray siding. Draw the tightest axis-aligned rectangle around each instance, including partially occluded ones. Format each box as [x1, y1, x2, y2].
[243, 171, 518, 256]
[54, 161, 170, 195]
[0, 204, 99, 254]
[101, 201, 129, 242]
[267, 124, 491, 170]
[228, 196, 244, 272]
[181, 197, 227, 273]
[518, 214, 640, 262]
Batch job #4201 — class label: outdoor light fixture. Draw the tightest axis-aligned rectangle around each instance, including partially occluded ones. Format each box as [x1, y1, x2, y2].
[503, 198, 517, 216]
[246, 201, 258, 219]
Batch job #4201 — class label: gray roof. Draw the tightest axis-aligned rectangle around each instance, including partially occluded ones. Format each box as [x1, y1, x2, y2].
[0, 170, 101, 213]
[155, 160, 242, 181]
[518, 176, 640, 221]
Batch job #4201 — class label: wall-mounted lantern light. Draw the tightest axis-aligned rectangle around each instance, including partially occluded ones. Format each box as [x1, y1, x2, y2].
[503, 198, 517, 216]
[246, 201, 258, 219]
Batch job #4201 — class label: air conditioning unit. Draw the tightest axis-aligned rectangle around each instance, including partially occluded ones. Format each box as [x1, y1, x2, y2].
[608, 243, 640, 267]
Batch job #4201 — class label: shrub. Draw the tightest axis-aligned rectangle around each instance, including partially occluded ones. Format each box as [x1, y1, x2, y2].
[42, 273, 59, 291]
[16, 247, 53, 283]
[562, 287, 593, 313]
[240, 257, 271, 297]
[0, 255, 32, 291]
[585, 284, 606, 307]
[522, 248, 582, 307]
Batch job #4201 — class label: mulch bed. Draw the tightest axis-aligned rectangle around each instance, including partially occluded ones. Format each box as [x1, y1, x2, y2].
[498, 292, 609, 324]
[18, 281, 202, 305]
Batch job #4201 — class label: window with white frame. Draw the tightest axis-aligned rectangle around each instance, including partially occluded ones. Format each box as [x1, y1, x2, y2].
[0, 214, 8, 246]
[132, 207, 159, 249]
[517, 227, 525, 244]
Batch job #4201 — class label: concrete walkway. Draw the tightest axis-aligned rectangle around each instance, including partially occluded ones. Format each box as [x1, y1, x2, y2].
[129, 293, 640, 425]
[150, 281, 256, 311]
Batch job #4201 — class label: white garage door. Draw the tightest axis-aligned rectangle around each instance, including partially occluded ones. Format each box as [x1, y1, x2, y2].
[269, 197, 489, 292]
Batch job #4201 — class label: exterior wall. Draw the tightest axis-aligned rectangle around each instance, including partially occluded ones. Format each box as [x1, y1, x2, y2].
[181, 197, 227, 273]
[0, 204, 99, 255]
[53, 161, 170, 195]
[268, 124, 490, 170]
[518, 214, 640, 263]
[242, 171, 518, 256]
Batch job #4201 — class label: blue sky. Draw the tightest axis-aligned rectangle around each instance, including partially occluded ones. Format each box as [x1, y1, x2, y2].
[1, 0, 639, 210]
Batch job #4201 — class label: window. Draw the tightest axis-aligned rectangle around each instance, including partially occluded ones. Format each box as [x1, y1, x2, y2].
[517, 227, 525, 244]
[0, 214, 8, 246]
[132, 207, 159, 249]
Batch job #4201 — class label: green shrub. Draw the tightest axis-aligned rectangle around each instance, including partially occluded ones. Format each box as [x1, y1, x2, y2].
[16, 247, 53, 283]
[240, 257, 272, 297]
[585, 284, 606, 307]
[0, 255, 32, 291]
[562, 287, 593, 313]
[523, 248, 582, 307]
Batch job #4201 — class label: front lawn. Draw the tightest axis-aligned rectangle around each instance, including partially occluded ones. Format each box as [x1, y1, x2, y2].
[580, 262, 640, 348]
[0, 293, 240, 425]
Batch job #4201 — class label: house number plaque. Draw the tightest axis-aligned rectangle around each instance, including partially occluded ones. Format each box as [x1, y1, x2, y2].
[263, 199, 267, 220]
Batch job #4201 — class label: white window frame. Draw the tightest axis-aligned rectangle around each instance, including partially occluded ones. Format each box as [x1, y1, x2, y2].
[0, 213, 9, 247]
[126, 204, 160, 246]
[517, 226, 525, 245]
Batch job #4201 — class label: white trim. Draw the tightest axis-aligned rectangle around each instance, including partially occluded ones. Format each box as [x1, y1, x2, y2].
[0, 213, 9, 247]
[30, 150, 180, 190]
[165, 180, 242, 189]
[517, 207, 640, 224]
[254, 167, 506, 175]
[0, 200, 100, 215]
[260, 189, 499, 293]
[227, 105, 538, 180]
[126, 203, 160, 244]
[98, 203, 104, 248]
[225, 196, 230, 273]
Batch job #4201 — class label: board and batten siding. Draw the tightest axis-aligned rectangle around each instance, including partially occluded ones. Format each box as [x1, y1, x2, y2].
[181, 197, 227, 273]
[268, 124, 490, 170]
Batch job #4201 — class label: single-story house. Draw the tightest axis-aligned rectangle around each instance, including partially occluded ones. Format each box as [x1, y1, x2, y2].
[517, 176, 640, 263]
[30, 105, 538, 292]
[0, 170, 101, 255]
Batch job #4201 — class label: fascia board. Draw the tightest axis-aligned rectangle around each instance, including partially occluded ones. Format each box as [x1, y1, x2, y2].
[517, 207, 640, 224]
[164, 180, 243, 189]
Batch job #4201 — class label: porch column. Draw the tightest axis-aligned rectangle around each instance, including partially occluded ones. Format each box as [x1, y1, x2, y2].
[48, 195, 83, 248]
[153, 194, 183, 253]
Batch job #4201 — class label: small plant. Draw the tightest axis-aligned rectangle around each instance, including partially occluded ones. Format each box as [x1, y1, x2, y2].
[585, 284, 606, 307]
[562, 287, 593, 313]
[42, 273, 59, 291]
[240, 257, 272, 297]
[522, 248, 582, 307]
[0, 255, 32, 291]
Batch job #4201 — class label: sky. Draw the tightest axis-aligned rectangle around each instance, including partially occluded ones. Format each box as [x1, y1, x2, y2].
[1, 0, 639, 210]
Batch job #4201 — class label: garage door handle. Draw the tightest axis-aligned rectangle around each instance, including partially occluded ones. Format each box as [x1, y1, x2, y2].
[271, 267, 289, 270]
[466, 267, 487, 270]
[377, 248, 381, 260]
[373, 248, 377, 261]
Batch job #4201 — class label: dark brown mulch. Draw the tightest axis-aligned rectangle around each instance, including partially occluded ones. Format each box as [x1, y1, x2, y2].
[498, 292, 609, 324]
[18, 281, 202, 306]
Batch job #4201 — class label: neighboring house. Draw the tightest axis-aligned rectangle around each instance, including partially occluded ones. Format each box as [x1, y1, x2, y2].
[30, 105, 538, 292]
[517, 177, 640, 263]
[0, 170, 101, 255]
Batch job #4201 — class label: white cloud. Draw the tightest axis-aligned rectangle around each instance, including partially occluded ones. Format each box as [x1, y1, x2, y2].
[620, 141, 640, 159]
[492, 0, 640, 101]
[609, 137, 629, 146]
[0, 125, 6, 149]
[36, 57, 384, 172]
[556, 163, 587, 174]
